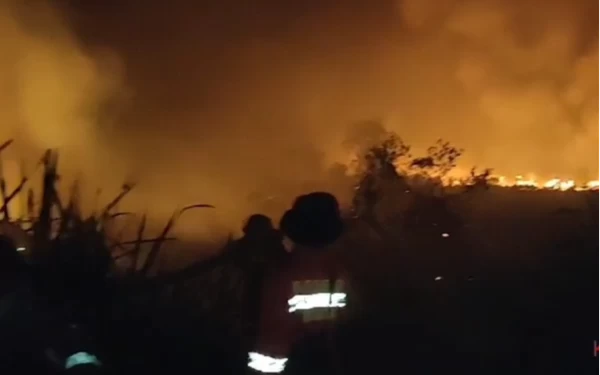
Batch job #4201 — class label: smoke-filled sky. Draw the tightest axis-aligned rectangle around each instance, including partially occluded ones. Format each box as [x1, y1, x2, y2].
[0, 0, 598, 236]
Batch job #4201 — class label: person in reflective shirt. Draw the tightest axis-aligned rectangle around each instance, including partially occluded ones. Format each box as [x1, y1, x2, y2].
[249, 192, 348, 375]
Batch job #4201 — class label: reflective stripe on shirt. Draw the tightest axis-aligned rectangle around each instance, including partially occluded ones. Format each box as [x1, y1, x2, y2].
[288, 279, 346, 322]
[248, 352, 288, 373]
[288, 292, 347, 312]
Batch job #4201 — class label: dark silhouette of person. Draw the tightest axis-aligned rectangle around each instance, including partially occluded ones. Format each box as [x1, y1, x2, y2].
[229, 214, 287, 354]
[238, 214, 286, 264]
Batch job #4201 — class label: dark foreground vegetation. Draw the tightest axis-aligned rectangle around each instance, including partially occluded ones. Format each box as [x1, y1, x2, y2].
[0, 134, 598, 375]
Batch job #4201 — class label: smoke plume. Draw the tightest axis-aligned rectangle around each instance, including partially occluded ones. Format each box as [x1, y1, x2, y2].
[0, 0, 597, 240]
[398, 0, 599, 179]
[0, 0, 128, 194]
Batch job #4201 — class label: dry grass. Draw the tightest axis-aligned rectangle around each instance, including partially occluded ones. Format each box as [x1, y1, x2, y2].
[0, 140, 220, 309]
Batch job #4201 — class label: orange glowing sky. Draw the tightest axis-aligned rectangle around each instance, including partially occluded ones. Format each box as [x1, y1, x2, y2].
[0, 0, 597, 234]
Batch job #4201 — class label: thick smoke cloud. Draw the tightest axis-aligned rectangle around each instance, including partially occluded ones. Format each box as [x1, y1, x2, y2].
[400, 0, 599, 179]
[0, 0, 597, 239]
[0, 0, 128, 202]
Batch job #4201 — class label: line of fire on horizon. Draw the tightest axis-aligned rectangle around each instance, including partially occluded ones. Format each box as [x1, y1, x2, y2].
[473, 176, 599, 191]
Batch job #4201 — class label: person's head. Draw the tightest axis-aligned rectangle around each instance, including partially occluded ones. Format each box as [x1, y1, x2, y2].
[243, 214, 276, 240]
[63, 352, 104, 374]
[279, 192, 344, 250]
[42, 349, 105, 375]
[44, 323, 106, 374]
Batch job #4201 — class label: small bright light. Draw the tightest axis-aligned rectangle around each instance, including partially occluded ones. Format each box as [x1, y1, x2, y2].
[434, 276, 443, 281]
[16, 247, 26, 252]
[441, 233, 449, 238]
